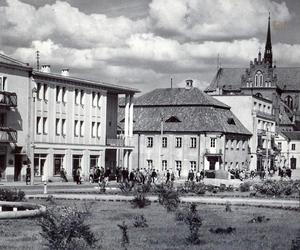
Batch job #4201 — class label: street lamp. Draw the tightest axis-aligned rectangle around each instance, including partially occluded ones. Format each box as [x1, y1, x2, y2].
[30, 87, 37, 185]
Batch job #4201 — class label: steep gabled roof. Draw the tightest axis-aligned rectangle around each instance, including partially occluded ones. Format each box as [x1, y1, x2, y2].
[128, 87, 229, 108]
[205, 67, 300, 92]
[281, 131, 300, 140]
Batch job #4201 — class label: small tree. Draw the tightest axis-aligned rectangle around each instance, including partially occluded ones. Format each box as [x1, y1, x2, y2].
[184, 204, 202, 245]
[118, 221, 129, 250]
[157, 183, 180, 212]
[131, 184, 151, 208]
[38, 206, 98, 250]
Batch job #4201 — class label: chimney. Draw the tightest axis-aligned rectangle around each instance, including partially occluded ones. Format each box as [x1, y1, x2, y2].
[185, 79, 193, 89]
[61, 68, 70, 77]
[40, 65, 51, 73]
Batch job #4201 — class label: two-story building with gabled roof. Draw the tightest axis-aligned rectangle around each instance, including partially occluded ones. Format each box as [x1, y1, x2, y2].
[119, 80, 251, 178]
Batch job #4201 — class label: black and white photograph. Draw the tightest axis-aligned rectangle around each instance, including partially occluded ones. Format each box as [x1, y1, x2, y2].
[0, 0, 300, 249]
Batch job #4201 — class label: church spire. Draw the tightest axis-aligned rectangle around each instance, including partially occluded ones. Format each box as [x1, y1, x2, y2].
[264, 12, 273, 67]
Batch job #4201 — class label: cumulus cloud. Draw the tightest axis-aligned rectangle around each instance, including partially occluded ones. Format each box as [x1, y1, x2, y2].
[149, 0, 291, 40]
[0, 0, 299, 92]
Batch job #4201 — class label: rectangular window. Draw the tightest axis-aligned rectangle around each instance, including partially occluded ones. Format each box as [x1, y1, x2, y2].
[37, 83, 42, 100]
[292, 144, 296, 151]
[36, 116, 42, 134]
[147, 160, 153, 168]
[0, 76, 7, 91]
[62, 119, 66, 136]
[55, 118, 60, 135]
[190, 161, 197, 171]
[74, 120, 79, 137]
[90, 155, 99, 169]
[147, 137, 153, 147]
[277, 142, 282, 150]
[175, 160, 182, 170]
[162, 137, 167, 148]
[34, 154, 47, 177]
[62, 87, 66, 103]
[175, 137, 182, 148]
[97, 122, 101, 138]
[92, 92, 97, 107]
[97, 93, 102, 107]
[53, 154, 64, 176]
[43, 117, 48, 134]
[242, 141, 246, 150]
[43, 84, 48, 101]
[190, 137, 197, 148]
[211, 138, 216, 148]
[162, 160, 167, 171]
[236, 140, 240, 150]
[80, 90, 84, 105]
[91, 122, 96, 137]
[56, 86, 61, 102]
[80, 121, 84, 137]
[226, 139, 230, 149]
[75, 89, 79, 104]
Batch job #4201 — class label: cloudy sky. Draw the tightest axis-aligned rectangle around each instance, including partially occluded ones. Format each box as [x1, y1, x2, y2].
[1, 0, 300, 94]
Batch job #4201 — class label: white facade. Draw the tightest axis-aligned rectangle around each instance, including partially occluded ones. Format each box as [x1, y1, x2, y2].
[213, 95, 276, 171]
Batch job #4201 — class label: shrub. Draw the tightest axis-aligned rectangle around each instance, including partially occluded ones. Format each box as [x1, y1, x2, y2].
[219, 184, 226, 192]
[131, 184, 151, 208]
[38, 206, 97, 250]
[254, 180, 300, 197]
[133, 215, 148, 228]
[0, 188, 25, 201]
[118, 182, 133, 193]
[157, 184, 180, 212]
[184, 204, 202, 245]
[177, 181, 206, 195]
[239, 182, 251, 192]
[175, 206, 189, 222]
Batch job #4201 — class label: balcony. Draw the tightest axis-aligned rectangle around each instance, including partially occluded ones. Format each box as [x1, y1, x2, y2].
[0, 91, 17, 108]
[205, 148, 223, 156]
[0, 127, 17, 143]
[106, 136, 135, 147]
[257, 129, 266, 136]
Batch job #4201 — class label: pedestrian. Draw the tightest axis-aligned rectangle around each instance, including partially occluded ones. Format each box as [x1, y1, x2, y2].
[286, 168, 292, 179]
[196, 171, 201, 182]
[26, 165, 31, 185]
[60, 168, 68, 182]
[76, 167, 82, 184]
[171, 171, 175, 182]
[151, 169, 157, 183]
[166, 170, 170, 183]
[190, 170, 195, 182]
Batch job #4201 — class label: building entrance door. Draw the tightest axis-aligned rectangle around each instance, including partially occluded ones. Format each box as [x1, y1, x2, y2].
[14, 155, 22, 181]
[291, 158, 296, 170]
[72, 155, 82, 181]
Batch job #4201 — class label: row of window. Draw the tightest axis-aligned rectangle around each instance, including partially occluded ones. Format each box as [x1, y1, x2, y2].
[253, 101, 271, 114]
[225, 161, 245, 169]
[146, 159, 197, 171]
[37, 116, 101, 138]
[147, 137, 216, 148]
[225, 139, 247, 150]
[277, 142, 296, 151]
[36, 83, 102, 108]
[34, 154, 100, 176]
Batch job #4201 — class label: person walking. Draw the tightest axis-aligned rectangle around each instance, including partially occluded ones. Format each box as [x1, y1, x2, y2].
[170, 171, 175, 182]
[26, 165, 31, 185]
[166, 170, 170, 183]
[76, 167, 82, 184]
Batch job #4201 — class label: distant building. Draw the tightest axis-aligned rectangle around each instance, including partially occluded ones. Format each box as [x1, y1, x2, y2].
[205, 15, 300, 131]
[119, 80, 251, 178]
[275, 131, 300, 177]
[0, 54, 138, 182]
[213, 95, 277, 171]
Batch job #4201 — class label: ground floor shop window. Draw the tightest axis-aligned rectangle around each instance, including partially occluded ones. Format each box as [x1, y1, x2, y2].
[34, 154, 47, 176]
[54, 154, 64, 176]
[90, 155, 99, 169]
[72, 155, 82, 176]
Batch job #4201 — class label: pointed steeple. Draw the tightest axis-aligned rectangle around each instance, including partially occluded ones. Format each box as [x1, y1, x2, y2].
[264, 13, 273, 67]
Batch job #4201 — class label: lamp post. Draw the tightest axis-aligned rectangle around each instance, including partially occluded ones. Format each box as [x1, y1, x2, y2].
[30, 87, 37, 186]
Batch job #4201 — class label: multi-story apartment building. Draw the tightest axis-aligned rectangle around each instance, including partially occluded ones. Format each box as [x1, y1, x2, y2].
[213, 95, 277, 171]
[119, 80, 252, 178]
[0, 54, 137, 182]
[275, 131, 300, 178]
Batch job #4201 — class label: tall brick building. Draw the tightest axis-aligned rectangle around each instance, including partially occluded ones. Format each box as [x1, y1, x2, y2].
[205, 15, 300, 132]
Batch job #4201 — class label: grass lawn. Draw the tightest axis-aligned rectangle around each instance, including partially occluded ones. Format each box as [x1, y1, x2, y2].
[0, 200, 299, 250]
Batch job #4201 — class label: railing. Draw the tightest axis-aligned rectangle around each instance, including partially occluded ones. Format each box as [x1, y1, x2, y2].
[106, 136, 135, 147]
[205, 148, 223, 155]
[0, 91, 17, 108]
[0, 127, 17, 143]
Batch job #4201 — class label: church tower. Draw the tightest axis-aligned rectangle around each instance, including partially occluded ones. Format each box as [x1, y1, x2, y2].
[264, 13, 273, 67]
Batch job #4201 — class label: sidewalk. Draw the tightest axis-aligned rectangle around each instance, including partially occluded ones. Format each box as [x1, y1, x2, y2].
[26, 193, 300, 209]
